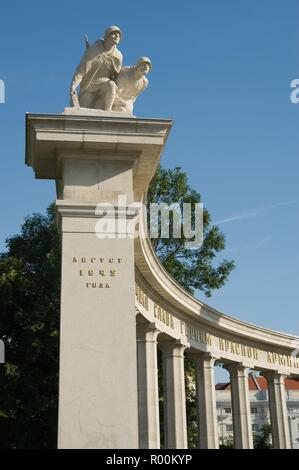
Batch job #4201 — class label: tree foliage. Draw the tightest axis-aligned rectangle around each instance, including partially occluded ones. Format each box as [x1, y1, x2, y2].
[0, 204, 60, 448]
[148, 166, 235, 296]
[253, 423, 272, 449]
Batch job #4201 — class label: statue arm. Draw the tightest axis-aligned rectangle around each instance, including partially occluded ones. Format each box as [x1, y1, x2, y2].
[70, 45, 98, 92]
[70, 70, 84, 93]
[110, 51, 123, 78]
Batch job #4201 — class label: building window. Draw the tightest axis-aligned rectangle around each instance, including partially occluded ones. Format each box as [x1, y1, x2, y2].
[252, 424, 259, 432]
[289, 407, 299, 413]
[251, 407, 258, 414]
[224, 408, 231, 414]
[226, 425, 233, 432]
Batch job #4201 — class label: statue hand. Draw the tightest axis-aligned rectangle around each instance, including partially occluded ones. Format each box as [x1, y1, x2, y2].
[70, 87, 77, 96]
[70, 88, 80, 107]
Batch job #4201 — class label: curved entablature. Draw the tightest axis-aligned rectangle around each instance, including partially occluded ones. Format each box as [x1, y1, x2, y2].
[135, 206, 299, 377]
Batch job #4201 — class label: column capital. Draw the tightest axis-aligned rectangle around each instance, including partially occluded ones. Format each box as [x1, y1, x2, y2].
[223, 362, 250, 375]
[261, 370, 288, 382]
[161, 339, 188, 358]
[192, 351, 220, 367]
[137, 322, 160, 342]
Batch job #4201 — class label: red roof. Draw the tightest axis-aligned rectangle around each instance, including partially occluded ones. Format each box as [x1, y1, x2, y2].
[216, 376, 299, 391]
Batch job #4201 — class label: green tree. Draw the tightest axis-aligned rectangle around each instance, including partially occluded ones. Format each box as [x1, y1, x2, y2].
[148, 165, 235, 297]
[253, 423, 272, 449]
[184, 357, 198, 448]
[0, 165, 234, 448]
[0, 204, 60, 448]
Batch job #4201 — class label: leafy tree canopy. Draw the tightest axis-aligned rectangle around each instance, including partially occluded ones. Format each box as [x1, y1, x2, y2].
[253, 423, 272, 449]
[0, 205, 60, 448]
[148, 165, 235, 297]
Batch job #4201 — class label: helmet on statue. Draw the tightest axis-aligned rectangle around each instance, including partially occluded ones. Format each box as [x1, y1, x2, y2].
[136, 56, 152, 71]
[104, 25, 123, 42]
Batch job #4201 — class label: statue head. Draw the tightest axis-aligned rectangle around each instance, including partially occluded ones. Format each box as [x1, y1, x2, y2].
[104, 26, 123, 46]
[135, 57, 152, 76]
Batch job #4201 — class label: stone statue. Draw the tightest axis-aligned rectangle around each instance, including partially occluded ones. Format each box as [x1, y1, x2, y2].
[70, 26, 123, 110]
[112, 57, 152, 114]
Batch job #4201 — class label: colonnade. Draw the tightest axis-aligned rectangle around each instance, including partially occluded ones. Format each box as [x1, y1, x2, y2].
[137, 322, 291, 449]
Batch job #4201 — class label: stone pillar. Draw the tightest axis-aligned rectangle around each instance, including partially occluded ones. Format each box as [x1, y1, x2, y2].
[162, 341, 188, 449]
[225, 364, 253, 449]
[25, 113, 172, 449]
[56, 199, 139, 449]
[194, 353, 219, 449]
[137, 322, 160, 448]
[264, 372, 291, 449]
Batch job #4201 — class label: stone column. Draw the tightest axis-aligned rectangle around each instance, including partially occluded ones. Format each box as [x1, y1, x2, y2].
[225, 364, 253, 449]
[0, 339, 4, 364]
[264, 372, 291, 449]
[137, 322, 160, 449]
[162, 340, 188, 449]
[194, 353, 219, 449]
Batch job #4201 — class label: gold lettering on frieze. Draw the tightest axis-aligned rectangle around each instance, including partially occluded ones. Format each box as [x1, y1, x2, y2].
[73, 257, 78, 263]
[154, 304, 174, 329]
[267, 352, 273, 363]
[218, 338, 259, 360]
[267, 352, 299, 368]
[135, 285, 149, 311]
[279, 354, 287, 366]
[253, 348, 258, 360]
[182, 322, 212, 346]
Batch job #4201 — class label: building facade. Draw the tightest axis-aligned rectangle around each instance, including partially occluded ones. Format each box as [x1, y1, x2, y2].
[216, 375, 299, 449]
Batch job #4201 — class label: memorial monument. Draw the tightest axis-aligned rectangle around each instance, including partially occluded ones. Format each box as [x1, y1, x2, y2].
[25, 25, 299, 449]
[69, 25, 151, 115]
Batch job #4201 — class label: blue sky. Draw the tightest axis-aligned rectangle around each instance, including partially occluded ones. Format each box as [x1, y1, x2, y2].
[0, 0, 298, 341]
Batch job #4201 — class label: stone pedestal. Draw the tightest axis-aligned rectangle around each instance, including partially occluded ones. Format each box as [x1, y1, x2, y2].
[26, 113, 172, 449]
